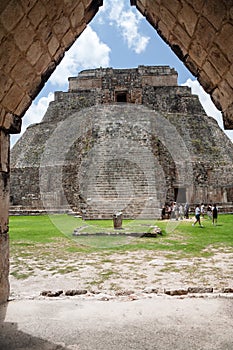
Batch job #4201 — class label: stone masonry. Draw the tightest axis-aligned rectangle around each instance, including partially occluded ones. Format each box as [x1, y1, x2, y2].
[10, 66, 233, 219]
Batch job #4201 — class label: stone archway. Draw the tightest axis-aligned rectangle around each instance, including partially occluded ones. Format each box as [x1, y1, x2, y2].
[0, 0, 232, 303]
[131, 0, 233, 129]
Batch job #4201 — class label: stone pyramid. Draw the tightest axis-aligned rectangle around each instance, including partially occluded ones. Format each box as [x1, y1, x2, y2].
[10, 66, 233, 218]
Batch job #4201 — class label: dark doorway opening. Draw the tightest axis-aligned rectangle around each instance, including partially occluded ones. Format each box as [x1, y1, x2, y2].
[116, 92, 127, 102]
[174, 187, 186, 203]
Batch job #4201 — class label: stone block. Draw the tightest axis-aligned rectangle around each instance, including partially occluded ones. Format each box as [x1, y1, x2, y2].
[38, 18, 52, 44]
[28, 1, 46, 29]
[0, 233, 10, 304]
[194, 17, 216, 50]
[0, 73, 13, 103]
[202, 60, 221, 87]
[209, 45, 230, 77]
[202, 0, 227, 31]
[44, 0, 63, 21]
[1, 84, 24, 112]
[230, 5, 233, 20]
[0, 109, 5, 128]
[0, 113, 22, 134]
[14, 93, 31, 118]
[0, 39, 20, 74]
[0, 130, 9, 172]
[35, 52, 51, 76]
[53, 16, 70, 40]
[48, 35, 60, 57]
[157, 20, 170, 43]
[170, 37, 187, 61]
[225, 67, 233, 89]
[73, 22, 86, 39]
[160, 6, 176, 31]
[28, 75, 43, 99]
[53, 47, 65, 65]
[26, 40, 43, 66]
[223, 102, 233, 129]
[186, 0, 205, 13]
[172, 24, 191, 50]
[0, 1, 24, 31]
[84, 0, 103, 23]
[162, 0, 180, 16]
[11, 58, 35, 90]
[211, 86, 228, 113]
[189, 41, 207, 67]
[178, 2, 198, 37]
[63, 0, 77, 17]
[82, 0, 95, 7]
[198, 70, 215, 94]
[14, 18, 35, 51]
[131, 0, 146, 16]
[62, 29, 76, 50]
[215, 23, 233, 62]
[0, 22, 7, 44]
[20, 0, 38, 13]
[70, 2, 85, 29]
[215, 79, 233, 111]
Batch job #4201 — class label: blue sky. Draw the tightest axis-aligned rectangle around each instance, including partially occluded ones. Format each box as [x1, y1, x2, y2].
[11, 0, 233, 146]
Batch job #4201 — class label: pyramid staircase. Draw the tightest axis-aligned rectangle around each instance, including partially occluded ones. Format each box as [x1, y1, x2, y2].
[77, 105, 163, 219]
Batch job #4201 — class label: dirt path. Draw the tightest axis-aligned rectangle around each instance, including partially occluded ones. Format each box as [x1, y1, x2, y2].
[10, 247, 233, 300]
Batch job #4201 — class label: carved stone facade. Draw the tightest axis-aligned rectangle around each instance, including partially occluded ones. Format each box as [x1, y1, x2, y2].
[10, 66, 233, 219]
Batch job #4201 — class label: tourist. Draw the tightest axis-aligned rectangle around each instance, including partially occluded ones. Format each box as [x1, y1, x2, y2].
[170, 202, 175, 219]
[200, 203, 205, 217]
[184, 202, 189, 219]
[179, 203, 184, 220]
[192, 204, 203, 227]
[207, 204, 212, 219]
[167, 204, 171, 219]
[161, 205, 166, 220]
[174, 202, 179, 220]
[212, 204, 218, 226]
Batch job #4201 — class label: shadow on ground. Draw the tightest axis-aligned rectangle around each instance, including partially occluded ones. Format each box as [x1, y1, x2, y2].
[0, 302, 68, 350]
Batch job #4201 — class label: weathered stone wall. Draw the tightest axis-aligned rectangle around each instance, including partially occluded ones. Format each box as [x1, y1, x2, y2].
[131, 0, 233, 128]
[0, 130, 10, 304]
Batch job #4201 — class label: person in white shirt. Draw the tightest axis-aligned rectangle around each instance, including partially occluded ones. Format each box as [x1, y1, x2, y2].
[200, 203, 205, 217]
[192, 204, 203, 227]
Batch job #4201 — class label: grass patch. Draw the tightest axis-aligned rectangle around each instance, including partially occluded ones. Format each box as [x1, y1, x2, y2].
[9, 212, 233, 288]
[10, 271, 34, 280]
[9, 214, 233, 256]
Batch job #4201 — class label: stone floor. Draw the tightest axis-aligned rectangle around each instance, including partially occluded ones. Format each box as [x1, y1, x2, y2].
[1, 296, 233, 350]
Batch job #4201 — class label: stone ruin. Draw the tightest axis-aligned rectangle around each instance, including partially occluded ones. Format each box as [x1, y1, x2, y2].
[10, 65, 233, 219]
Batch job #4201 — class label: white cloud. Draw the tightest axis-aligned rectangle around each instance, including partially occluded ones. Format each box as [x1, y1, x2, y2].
[49, 26, 111, 87]
[23, 92, 54, 128]
[100, 0, 150, 54]
[183, 79, 233, 142]
[11, 92, 54, 148]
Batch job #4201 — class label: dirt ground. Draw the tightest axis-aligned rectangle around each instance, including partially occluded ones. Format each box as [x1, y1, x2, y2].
[9, 246, 233, 301]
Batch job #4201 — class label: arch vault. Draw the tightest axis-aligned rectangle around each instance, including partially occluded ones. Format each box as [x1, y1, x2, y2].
[0, 0, 232, 303]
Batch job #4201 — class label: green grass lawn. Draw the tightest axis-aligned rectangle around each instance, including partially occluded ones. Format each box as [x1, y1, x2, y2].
[9, 213, 233, 256]
[8, 214, 233, 283]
